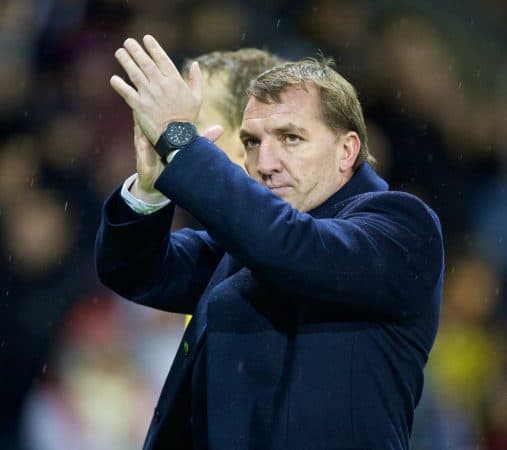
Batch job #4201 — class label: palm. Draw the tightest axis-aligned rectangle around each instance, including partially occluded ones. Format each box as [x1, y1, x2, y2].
[133, 118, 164, 194]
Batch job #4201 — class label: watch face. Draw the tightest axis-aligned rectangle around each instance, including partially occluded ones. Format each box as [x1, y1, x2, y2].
[166, 122, 196, 147]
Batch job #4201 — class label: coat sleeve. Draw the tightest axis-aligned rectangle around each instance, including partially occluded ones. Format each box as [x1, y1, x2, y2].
[95, 187, 224, 314]
[154, 137, 444, 320]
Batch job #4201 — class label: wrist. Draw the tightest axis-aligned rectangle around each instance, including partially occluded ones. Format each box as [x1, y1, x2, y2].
[130, 178, 167, 204]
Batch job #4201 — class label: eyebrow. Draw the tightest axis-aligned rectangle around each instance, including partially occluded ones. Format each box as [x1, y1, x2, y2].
[273, 123, 309, 136]
[239, 122, 309, 140]
[239, 129, 256, 140]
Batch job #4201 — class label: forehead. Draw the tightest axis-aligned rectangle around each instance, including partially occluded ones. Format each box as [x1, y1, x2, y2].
[241, 85, 322, 128]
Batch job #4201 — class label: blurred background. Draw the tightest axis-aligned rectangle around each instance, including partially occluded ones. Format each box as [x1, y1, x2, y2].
[0, 0, 506, 449]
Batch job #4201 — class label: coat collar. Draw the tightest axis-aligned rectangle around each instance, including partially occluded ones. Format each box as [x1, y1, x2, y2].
[308, 163, 389, 219]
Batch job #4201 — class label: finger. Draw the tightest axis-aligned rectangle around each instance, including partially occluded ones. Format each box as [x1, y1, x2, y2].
[201, 125, 224, 143]
[110, 75, 139, 107]
[187, 61, 202, 101]
[115, 48, 147, 89]
[142, 35, 179, 77]
[123, 38, 159, 79]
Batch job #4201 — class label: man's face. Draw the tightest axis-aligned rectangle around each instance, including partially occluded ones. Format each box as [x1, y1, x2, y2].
[196, 75, 244, 167]
[240, 85, 355, 212]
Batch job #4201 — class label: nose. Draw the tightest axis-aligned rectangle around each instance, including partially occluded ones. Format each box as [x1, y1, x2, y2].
[256, 140, 283, 179]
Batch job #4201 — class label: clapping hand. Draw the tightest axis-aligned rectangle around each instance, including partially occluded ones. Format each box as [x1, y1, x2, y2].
[111, 36, 223, 201]
[111, 35, 202, 146]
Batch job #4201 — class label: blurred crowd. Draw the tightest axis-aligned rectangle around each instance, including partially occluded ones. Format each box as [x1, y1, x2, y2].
[0, 0, 506, 449]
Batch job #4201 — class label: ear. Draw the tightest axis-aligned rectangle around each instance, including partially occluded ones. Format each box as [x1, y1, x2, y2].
[338, 131, 361, 173]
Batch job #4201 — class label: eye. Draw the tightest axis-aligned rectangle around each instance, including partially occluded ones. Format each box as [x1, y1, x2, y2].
[242, 138, 260, 150]
[283, 134, 302, 145]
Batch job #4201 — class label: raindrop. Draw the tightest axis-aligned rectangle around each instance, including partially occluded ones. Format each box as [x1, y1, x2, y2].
[64, 201, 69, 212]
[241, 33, 246, 41]
[42, 364, 47, 374]
[276, 19, 280, 29]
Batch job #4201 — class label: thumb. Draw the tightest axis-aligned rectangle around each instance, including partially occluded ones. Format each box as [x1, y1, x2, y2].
[201, 125, 224, 143]
[187, 61, 202, 102]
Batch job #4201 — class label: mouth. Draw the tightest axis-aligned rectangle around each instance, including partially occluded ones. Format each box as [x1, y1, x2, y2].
[268, 185, 293, 195]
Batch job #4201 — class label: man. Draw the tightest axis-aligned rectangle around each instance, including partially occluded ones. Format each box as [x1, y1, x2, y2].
[97, 35, 444, 449]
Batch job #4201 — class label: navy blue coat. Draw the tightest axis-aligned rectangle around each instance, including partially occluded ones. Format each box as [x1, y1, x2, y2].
[96, 137, 444, 450]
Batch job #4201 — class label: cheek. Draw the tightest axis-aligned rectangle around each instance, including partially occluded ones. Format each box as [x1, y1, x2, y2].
[290, 157, 319, 185]
[301, 169, 321, 192]
[294, 153, 336, 191]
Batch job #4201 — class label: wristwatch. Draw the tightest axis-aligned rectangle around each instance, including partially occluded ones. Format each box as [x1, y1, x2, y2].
[154, 121, 198, 162]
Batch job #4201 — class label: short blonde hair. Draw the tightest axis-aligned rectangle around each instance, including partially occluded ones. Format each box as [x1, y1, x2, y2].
[182, 49, 286, 129]
[247, 57, 375, 169]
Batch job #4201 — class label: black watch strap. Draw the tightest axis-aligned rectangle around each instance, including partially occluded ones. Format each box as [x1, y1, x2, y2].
[154, 134, 174, 159]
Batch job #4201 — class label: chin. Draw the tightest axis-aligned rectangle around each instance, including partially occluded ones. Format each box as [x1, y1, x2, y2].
[283, 196, 302, 210]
